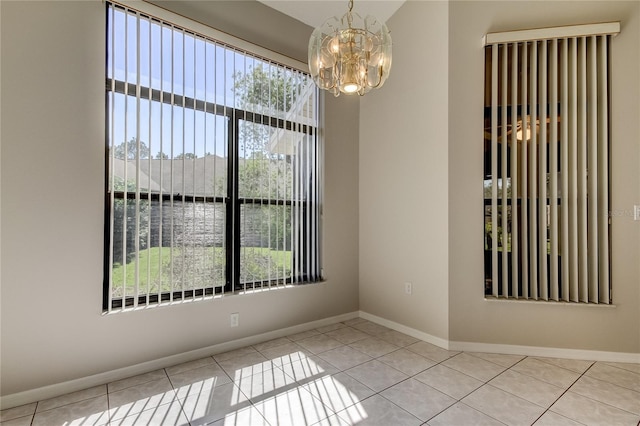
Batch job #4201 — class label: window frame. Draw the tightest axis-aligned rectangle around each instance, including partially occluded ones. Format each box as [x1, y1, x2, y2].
[103, 1, 321, 311]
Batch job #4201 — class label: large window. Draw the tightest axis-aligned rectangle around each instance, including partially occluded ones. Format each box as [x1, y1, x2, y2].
[483, 23, 619, 304]
[104, 2, 321, 311]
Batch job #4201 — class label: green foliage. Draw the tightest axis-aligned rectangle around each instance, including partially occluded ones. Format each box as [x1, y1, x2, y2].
[233, 66, 302, 114]
[175, 152, 198, 159]
[113, 137, 150, 160]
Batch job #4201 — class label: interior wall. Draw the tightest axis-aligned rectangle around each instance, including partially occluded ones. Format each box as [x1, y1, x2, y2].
[0, 0, 359, 396]
[448, 1, 640, 353]
[359, 1, 450, 340]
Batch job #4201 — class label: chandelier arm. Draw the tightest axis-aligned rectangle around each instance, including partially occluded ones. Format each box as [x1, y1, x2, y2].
[364, 65, 385, 89]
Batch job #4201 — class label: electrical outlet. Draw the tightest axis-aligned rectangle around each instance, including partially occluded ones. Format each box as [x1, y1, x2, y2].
[404, 282, 412, 295]
[634, 205, 640, 221]
[230, 312, 239, 327]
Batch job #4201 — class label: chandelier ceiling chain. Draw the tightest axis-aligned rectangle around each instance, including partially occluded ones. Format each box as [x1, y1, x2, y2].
[308, 0, 393, 97]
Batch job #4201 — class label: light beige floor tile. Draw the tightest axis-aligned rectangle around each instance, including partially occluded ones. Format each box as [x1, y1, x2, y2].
[377, 330, 419, 347]
[108, 369, 167, 393]
[213, 346, 259, 362]
[0, 403, 36, 422]
[550, 391, 640, 425]
[234, 366, 297, 403]
[532, 356, 595, 374]
[442, 353, 507, 382]
[378, 348, 437, 376]
[381, 378, 455, 421]
[569, 375, 640, 415]
[533, 410, 583, 425]
[312, 413, 351, 425]
[324, 327, 370, 344]
[351, 322, 392, 336]
[318, 346, 372, 371]
[168, 362, 232, 399]
[253, 385, 335, 426]
[0, 416, 34, 426]
[414, 364, 483, 400]
[510, 357, 581, 388]
[252, 337, 293, 352]
[348, 337, 398, 358]
[280, 355, 339, 383]
[302, 372, 375, 413]
[585, 362, 640, 392]
[165, 356, 216, 376]
[297, 335, 344, 355]
[36, 385, 107, 413]
[258, 341, 310, 366]
[287, 329, 321, 341]
[603, 361, 640, 375]
[335, 394, 422, 426]
[316, 323, 347, 333]
[344, 360, 408, 392]
[179, 381, 253, 425]
[32, 395, 110, 426]
[427, 402, 505, 426]
[207, 405, 270, 426]
[468, 352, 525, 368]
[108, 377, 177, 421]
[405, 341, 458, 363]
[462, 385, 546, 426]
[110, 399, 189, 426]
[489, 369, 565, 408]
[216, 351, 272, 380]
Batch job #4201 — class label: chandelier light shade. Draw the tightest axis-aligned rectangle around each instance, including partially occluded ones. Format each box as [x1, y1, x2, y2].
[308, 0, 392, 96]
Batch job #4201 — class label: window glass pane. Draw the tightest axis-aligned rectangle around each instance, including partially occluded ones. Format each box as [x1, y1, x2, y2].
[240, 204, 292, 284]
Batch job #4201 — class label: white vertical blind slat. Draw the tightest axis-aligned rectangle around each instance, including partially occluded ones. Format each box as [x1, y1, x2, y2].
[539, 40, 548, 301]
[549, 38, 559, 301]
[491, 44, 499, 297]
[598, 36, 610, 304]
[568, 37, 579, 302]
[529, 40, 539, 300]
[510, 42, 519, 298]
[520, 42, 529, 299]
[577, 36, 588, 302]
[134, 12, 141, 309]
[587, 35, 599, 303]
[501, 44, 509, 298]
[108, 5, 116, 312]
[560, 38, 570, 301]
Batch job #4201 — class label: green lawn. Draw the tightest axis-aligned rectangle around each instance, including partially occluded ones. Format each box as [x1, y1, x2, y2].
[111, 246, 291, 297]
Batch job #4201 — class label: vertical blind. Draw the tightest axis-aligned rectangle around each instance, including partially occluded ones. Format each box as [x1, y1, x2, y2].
[483, 23, 619, 304]
[105, 1, 321, 311]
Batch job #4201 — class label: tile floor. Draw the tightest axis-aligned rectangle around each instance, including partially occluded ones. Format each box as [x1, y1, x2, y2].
[1, 318, 639, 426]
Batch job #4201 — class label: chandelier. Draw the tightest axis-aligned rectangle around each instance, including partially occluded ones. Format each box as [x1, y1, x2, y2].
[308, 0, 392, 96]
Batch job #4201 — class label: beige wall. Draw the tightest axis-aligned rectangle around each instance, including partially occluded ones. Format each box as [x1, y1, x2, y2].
[0, 0, 359, 396]
[359, 1, 450, 341]
[448, 1, 640, 352]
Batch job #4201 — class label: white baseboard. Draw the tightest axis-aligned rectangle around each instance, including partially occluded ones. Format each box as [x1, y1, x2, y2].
[358, 311, 450, 349]
[449, 341, 640, 364]
[3, 310, 638, 410]
[359, 310, 640, 364]
[0, 311, 359, 410]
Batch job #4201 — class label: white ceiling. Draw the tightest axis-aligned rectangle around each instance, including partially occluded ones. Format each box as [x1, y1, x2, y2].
[257, 1, 405, 28]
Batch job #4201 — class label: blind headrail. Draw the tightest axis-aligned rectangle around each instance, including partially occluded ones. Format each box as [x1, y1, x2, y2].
[483, 22, 620, 46]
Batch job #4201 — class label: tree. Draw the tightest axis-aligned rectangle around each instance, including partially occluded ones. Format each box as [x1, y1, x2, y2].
[156, 151, 168, 160]
[175, 152, 197, 159]
[113, 137, 150, 160]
